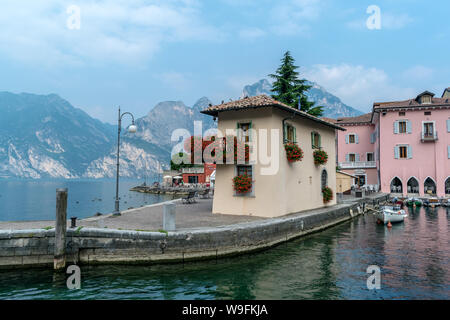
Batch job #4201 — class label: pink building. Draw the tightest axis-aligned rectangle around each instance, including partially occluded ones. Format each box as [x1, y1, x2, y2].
[332, 88, 450, 198]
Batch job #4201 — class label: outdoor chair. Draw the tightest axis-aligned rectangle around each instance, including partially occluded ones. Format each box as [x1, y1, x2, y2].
[199, 189, 210, 199]
[182, 191, 197, 204]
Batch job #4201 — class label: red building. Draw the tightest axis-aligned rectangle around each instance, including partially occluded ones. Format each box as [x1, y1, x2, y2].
[182, 163, 216, 185]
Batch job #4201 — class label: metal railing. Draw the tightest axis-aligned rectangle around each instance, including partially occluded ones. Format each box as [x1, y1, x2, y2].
[338, 161, 376, 169]
[421, 131, 438, 141]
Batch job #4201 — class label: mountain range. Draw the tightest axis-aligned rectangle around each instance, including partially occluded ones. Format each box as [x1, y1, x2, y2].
[0, 79, 362, 179]
[242, 79, 363, 118]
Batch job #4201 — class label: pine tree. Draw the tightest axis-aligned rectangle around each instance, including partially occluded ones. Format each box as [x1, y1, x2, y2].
[269, 51, 324, 117]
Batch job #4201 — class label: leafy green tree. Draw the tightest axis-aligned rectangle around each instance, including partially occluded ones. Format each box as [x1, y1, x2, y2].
[269, 51, 324, 117]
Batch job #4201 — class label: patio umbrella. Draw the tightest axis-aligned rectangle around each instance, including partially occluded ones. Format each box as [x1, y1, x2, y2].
[173, 176, 182, 179]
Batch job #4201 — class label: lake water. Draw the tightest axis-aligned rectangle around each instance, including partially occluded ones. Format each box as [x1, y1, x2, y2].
[0, 179, 177, 221]
[0, 206, 448, 299]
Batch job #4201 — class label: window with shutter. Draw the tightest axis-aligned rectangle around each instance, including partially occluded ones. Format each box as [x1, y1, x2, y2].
[348, 134, 356, 144]
[447, 120, 450, 133]
[311, 132, 321, 149]
[406, 120, 412, 133]
[407, 145, 412, 159]
[398, 121, 407, 133]
[238, 122, 251, 143]
[286, 124, 295, 143]
[399, 146, 408, 159]
[394, 121, 399, 134]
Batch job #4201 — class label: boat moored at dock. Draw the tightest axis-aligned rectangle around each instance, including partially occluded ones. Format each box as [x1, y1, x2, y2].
[376, 205, 408, 224]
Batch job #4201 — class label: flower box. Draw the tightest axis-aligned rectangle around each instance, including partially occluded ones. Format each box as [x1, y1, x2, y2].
[233, 175, 252, 194]
[313, 149, 328, 165]
[284, 143, 304, 162]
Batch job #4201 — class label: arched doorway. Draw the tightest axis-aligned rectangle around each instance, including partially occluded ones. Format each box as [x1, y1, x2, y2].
[407, 177, 419, 194]
[390, 177, 402, 193]
[321, 169, 328, 189]
[445, 177, 450, 195]
[424, 177, 436, 195]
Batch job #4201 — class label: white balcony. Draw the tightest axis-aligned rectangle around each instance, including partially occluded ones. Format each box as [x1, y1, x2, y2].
[181, 167, 204, 174]
[421, 131, 438, 142]
[338, 161, 376, 169]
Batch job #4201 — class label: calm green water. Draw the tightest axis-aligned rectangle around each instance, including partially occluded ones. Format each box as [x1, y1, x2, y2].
[0, 206, 449, 300]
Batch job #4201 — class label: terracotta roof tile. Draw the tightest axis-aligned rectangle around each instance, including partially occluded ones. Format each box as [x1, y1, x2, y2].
[373, 97, 450, 109]
[336, 113, 372, 124]
[201, 94, 345, 130]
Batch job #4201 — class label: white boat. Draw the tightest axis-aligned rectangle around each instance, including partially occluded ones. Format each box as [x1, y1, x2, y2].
[376, 206, 408, 224]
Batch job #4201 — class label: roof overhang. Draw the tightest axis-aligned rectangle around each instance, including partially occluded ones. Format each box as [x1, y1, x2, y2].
[201, 104, 346, 131]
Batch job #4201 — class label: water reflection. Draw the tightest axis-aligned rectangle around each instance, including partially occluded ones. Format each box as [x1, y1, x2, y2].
[0, 207, 448, 299]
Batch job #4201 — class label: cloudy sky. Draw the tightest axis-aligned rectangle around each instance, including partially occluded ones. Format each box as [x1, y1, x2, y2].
[0, 0, 448, 123]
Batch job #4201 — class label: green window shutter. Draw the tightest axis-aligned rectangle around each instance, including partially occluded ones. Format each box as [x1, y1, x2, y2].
[311, 132, 314, 148]
[447, 120, 450, 133]
[345, 134, 349, 144]
[318, 134, 321, 148]
[248, 121, 252, 143]
[394, 146, 399, 159]
[394, 121, 399, 134]
[293, 126, 297, 143]
[406, 120, 412, 134]
[283, 123, 287, 144]
[448, 146, 450, 159]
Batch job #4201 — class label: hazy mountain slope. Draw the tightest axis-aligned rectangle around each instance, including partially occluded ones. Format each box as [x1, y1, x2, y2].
[242, 79, 363, 118]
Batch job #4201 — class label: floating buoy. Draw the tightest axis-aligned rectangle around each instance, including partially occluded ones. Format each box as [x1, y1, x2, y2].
[387, 221, 392, 228]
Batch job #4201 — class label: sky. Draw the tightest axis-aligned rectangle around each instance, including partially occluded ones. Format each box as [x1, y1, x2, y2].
[0, 0, 448, 123]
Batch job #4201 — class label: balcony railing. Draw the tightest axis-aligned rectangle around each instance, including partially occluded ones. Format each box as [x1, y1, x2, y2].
[181, 167, 204, 174]
[421, 131, 438, 142]
[338, 161, 376, 169]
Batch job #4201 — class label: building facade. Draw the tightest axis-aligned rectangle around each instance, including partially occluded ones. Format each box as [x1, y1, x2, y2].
[181, 163, 216, 184]
[201, 95, 344, 218]
[333, 89, 450, 198]
[334, 113, 378, 187]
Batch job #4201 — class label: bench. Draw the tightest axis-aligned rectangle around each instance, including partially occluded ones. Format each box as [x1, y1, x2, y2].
[182, 191, 197, 204]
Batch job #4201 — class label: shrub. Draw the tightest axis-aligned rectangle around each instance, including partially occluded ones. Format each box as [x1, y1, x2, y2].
[322, 186, 333, 203]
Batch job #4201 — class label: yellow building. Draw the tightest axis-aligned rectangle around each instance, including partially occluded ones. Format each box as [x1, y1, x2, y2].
[336, 171, 358, 194]
[201, 95, 345, 218]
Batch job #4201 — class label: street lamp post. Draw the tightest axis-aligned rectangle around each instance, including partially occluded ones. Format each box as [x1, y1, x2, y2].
[113, 107, 137, 216]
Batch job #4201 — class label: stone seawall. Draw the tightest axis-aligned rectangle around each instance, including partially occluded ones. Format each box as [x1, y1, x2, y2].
[0, 200, 373, 269]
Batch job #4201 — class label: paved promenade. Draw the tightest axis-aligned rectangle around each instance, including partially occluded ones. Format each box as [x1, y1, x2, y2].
[0, 192, 388, 232]
[0, 198, 265, 231]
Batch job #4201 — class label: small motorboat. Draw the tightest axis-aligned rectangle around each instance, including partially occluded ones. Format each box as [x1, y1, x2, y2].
[423, 198, 441, 207]
[406, 198, 422, 207]
[377, 205, 408, 224]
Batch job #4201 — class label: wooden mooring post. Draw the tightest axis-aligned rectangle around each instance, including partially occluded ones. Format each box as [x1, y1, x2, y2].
[54, 188, 68, 271]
